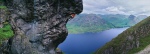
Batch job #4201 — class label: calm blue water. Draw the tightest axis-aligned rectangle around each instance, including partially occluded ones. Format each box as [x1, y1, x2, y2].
[58, 28, 128, 54]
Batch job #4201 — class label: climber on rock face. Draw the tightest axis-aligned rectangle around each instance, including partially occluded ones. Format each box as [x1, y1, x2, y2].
[1, 0, 83, 54]
[71, 13, 76, 18]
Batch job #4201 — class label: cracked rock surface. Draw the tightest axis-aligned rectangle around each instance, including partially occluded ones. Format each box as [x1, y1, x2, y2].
[0, 0, 83, 54]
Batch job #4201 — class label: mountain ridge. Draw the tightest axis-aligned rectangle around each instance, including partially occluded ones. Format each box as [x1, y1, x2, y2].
[67, 14, 147, 34]
[95, 16, 150, 54]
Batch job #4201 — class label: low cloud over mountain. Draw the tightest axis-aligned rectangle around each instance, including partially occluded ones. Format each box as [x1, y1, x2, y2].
[82, 0, 150, 16]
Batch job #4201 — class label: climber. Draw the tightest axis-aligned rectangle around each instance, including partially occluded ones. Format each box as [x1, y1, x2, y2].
[70, 13, 76, 18]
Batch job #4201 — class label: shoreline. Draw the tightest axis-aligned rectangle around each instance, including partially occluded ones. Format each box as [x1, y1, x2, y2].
[68, 27, 130, 34]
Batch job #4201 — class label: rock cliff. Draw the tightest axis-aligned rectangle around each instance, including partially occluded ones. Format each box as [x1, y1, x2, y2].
[0, 0, 83, 54]
[0, 8, 7, 28]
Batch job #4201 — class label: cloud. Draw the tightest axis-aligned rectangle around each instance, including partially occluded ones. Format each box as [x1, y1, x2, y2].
[82, 0, 150, 16]
[103, 6, 126, 14]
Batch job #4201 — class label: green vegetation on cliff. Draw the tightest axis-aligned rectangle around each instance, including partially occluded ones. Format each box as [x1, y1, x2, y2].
[0, 6, 13, 45]
[0, 6, 6, 9]
[95, 16, 150, 54]
[0, 24, 14, 45]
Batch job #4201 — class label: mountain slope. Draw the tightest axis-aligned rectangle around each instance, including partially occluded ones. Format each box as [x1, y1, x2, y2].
[67, 14, 147, 34]
[101, 14, 130, 27]
[95, 16, 150, 54]
[67, 14, 114, 33]
[136, 44, 150, 54]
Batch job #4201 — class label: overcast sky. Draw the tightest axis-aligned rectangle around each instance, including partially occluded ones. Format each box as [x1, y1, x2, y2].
[82, 0, 150, 16]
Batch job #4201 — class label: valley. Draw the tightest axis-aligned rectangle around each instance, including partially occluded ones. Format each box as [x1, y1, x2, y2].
[67, 14, 147, 34]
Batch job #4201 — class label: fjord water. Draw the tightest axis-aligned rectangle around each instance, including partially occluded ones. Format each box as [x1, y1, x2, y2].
[58, 28, 128, 54]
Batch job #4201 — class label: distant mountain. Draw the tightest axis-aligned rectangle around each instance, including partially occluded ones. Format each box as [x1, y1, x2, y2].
[67, 14, 114, 34]
[128, 15, 137, 26]
[95, 16, 150, 54]
[135, 15, 147, 23]
[67, 14, 147, 34]
[100, 14, 130, 27]
[128, 15, 148, 26]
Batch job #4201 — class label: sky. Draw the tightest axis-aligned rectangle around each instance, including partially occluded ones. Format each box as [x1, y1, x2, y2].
[82, 0, 150, 16]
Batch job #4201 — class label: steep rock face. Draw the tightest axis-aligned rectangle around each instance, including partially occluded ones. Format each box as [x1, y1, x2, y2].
[0, 0, 83, 54]
[0, 8, 7, 28]
[0, 0, 4, 5]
